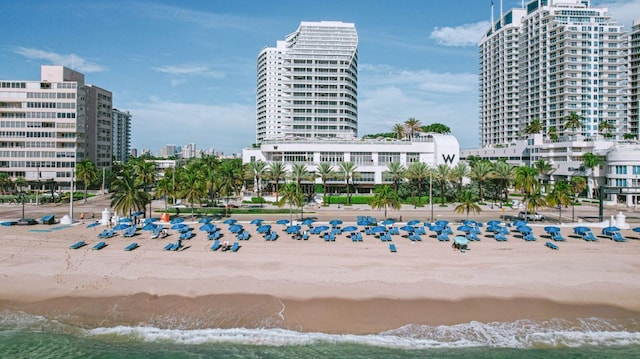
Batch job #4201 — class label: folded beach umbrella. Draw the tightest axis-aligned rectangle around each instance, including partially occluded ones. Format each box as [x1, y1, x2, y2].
[250, 218, 264, 225]
[113, 223, 131, 231]
[257, 224, 272, 233]
[170, 217, 185, 225]
[198, 217, 212, 224]
[457, 225, 473, 233]
[371, 226, 387, 233]
[400, 225, 415, 233]
[381, 219, 395, 226]
[544, 226, 561, 233]
[276, 219, 290, 225]
[223, 218, 237, 225]
[602, 226, 620, 235]
[87, 222, 101, 228]
[407, 219, 421, 226]
[329, 219, 343, 227]
[229, 224, 243, 233]
[342, 225, 358, 232]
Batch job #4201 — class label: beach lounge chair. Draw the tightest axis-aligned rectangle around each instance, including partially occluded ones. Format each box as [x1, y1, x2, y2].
[545, 241, 559, 250]
[551, 231, 566, 241]
[124, 242, 138, 251]
[437, 233, 450, 241]
[611, 231, 627, 242]
[230, 242, 240, 252]
[208, 231, 221, 240]
[582, 231, 598, 241]
[70, 241, 86, 249]
[302, 232, 309, 240]
[523, 232, 537, 241]
[163, 243, 175, 251]
[389, 243, 397, 252]
[123, 226, 137, 238]
[494, 232, 508, 241]
[466, 232, 481, 241]
[211, 240, 221, 251]
[92, 241, 107, 250]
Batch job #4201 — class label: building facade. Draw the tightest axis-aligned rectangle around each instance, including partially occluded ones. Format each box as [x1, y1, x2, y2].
[242, 134, 459, 192]
[112, 109, 131, 163]
[85, 85, 113, 169]
[479, 0, 629, 146]
[256, 21, 358, 143]
[630, 19, 640, 136]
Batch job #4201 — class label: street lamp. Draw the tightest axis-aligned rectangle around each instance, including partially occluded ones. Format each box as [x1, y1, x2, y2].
[429, 170, 433, 223]
[21, 192, 25, 219]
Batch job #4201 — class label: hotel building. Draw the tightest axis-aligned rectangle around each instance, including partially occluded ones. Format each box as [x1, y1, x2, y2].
[479, 0, 629, 147]
[256, 21, 358, 143]
[112, 109, 132, 163]
[630, 19, 640, 135]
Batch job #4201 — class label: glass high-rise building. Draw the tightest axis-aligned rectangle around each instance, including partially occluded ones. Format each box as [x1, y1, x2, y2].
[479, 0, 629, 147]
[256, 21, 358, 143]
[630, 19, 640, 136]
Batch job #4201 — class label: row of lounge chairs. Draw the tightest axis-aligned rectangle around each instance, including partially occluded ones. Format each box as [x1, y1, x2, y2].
[349, 232, 363, 242]
[70, 240, 135, 251]
[98, 229, 116, 239]
[210, 240, 239, 252]
[237, 231, 250, 240]
[264, 231, 278, 241]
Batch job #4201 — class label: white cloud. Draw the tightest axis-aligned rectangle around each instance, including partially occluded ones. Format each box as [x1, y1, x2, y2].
[429, 21, 490, 47]
[599, 0, 640, 28]
[358, 64, 480, 149]
[129, 98, 254, 155]
[14, 47, 105, 73]
[153, 64, 225, 87]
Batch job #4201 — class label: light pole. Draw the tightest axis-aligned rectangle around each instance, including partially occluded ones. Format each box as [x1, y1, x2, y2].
[429, 170, 433, 223]
[21, 192, 25, 219]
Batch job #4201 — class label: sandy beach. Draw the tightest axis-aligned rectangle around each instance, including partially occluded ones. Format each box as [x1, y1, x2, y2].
[2, 198, 640, 335]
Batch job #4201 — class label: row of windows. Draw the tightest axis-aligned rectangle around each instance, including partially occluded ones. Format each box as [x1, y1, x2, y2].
[609, 165, 640, 175]
[27, 92, 76, 99]
[1, 82, 26, 89]
[0, 131, 57, 138]
[9, 161, 75, 168]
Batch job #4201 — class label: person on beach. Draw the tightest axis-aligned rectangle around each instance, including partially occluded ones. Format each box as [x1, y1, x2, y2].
[80, 213, 85, 223]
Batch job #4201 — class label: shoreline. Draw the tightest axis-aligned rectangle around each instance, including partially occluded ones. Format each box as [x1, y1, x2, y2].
[3, 293, 640, 334]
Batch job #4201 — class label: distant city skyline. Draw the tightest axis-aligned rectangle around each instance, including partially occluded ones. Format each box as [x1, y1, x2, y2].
[2, 0, 638, 155]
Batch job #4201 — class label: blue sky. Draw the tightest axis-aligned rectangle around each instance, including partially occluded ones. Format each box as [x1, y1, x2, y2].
[2, 0, 639, 155]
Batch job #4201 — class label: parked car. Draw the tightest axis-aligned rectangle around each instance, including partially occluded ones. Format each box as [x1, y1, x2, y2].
[518, 211, 546, 221]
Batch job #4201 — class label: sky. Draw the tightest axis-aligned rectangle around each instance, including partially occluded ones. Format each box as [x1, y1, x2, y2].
[1, 0, 639, 155]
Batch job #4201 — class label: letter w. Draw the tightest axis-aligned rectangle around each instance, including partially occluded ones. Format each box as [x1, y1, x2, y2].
[442, 154, 456, 164]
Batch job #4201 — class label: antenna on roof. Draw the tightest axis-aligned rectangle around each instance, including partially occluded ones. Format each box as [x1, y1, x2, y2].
[500, 0, 503, 19]
[491, 0, 494, 27]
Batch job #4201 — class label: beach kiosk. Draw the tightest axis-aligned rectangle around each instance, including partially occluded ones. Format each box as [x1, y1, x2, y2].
[453, 236, 469, 252]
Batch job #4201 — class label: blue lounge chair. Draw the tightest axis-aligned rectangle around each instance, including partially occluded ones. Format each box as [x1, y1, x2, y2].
[70, 241, 86, 249]
[163, 243, 175, 251]
[302, 232, 309, 240]
[230, 242, 240, 252]
[523, 232, 537, 241]
[551, 231, 566, 241]
[545, 241, 559, 250]
[611, 232, 627, 242]
[582, 231, 598, 241]
[495, 232, 508, 241]
[123, 226, 137, 238]
[124, 242, 138, 251]
[389, 243, 397, 252]
[466, 232, 481, 241]
[92, 241, 107, 250]
[437, 233, 450, 241]
[211, 239, 221, 251]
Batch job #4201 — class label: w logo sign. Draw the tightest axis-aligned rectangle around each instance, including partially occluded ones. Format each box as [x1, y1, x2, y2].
[442, 154, 456, 164]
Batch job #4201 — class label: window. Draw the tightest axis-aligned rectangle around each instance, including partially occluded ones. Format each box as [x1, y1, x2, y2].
[378, 152, 400, 165]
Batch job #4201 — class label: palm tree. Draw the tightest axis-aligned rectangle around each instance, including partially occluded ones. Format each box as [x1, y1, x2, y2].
[385, 162, 406, 192]
[246, 160, 267, 197]
[598, 120, 615, 138]
[155, 175, 173, 212]
[369, 185, 401, 218]
[337, 162, 359, 205]
[290, 163, 313, 219]
[404, 117, 422, 139]
[563, 111, 583, 137]
[179, 162, 206, 218]
[217, 160, 244, 216]
[493, 161, 515, 204]
[525, 188, 547, 216]
[75, 159, 98, 203]
[267, 162, 287, 202]
[316, 163, 335, 205]
[548, 126, 558, 140]
[533, 159, 554, 193]
[450, 162, 469, 194]
[454, 190, 482, 218]
[0, 173, 10, 194]
[523, 118, 542, 135]
[201, 155, 220, 204]
[405, 162, 429, 207]
[469, 161, 493, 202]
[14, 176, 27, 194]
[133, 159, 157, 216]
[110, 169, 149, 218]
[570, 176, 587, 222]
[434, 164, 452, 206]
[546, 180, 572, 223]
[582, 152, 605, 199]
[514, 166, 540, 211]
[276, 182, 304, 224]
[392, 123, 405, 139]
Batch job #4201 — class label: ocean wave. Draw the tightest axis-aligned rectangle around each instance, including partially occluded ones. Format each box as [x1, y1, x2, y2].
[86, 317, 640, 349]
[3, 311, 639, 349]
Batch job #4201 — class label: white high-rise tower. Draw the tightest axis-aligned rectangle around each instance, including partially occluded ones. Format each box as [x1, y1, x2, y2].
[256, 21, 358, 143]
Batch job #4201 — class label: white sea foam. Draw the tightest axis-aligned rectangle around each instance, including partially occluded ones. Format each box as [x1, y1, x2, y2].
[84, 317, 640, 349]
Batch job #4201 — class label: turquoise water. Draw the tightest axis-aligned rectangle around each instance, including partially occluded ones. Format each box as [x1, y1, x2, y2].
[2, 311, 639, 358]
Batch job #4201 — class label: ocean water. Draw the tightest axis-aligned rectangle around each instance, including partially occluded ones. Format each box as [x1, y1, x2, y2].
[1, 311, 640, 358]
